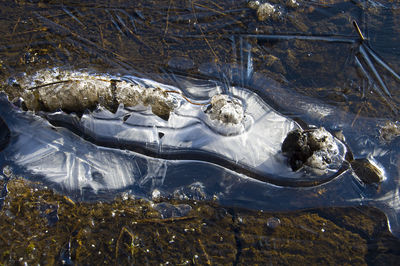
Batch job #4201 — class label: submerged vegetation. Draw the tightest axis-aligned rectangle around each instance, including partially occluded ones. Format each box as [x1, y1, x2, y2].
[0, 177, 399, 264]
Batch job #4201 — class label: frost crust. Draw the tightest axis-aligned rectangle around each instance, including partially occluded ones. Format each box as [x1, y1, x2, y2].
[207, 94, 244, 125]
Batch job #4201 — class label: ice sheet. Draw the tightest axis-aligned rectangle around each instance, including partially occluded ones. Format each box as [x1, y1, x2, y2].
[1, 75, 400, 236]
[5, 69, 347, 185]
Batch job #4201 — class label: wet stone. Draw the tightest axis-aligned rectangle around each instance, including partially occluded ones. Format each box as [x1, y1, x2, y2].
[351, 158, 384, 184]
[248, 1, 260, 10]
[286, 0, 299, 8]
[151, 189, 161, 200]
[39, 203, 59, 226]
[257, 3, 280, 21]
[2, 165, 12, 178]
[380, 121, 400, 143]
[153, 202, 192, 219]
[266, 217, 281, 229]
[282, 129, 311, 171]
[172, 182, 208, 201]
[281, 127, 339, 171]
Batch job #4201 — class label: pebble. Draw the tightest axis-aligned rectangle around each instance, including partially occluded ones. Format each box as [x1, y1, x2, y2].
[267, 217, 281, 229]
[351, 158, 384, 184]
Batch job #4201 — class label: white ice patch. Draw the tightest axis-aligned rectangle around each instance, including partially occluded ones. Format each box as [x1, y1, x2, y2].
[74, 76, 301, 178]
[6, 67, 304, 178]
[1, 68, 348, 195]
[207, 94, 244, 125]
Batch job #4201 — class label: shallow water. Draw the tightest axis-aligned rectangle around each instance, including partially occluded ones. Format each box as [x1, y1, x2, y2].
[0, 0, 400, 245]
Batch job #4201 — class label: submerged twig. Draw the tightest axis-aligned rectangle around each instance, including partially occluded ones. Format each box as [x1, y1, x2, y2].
[4, 27, 48, 38]
[27, 80, 73, 91]
[164, 0, 173, 35]
[106, 9, 152, 51]
[241, 34, 356, 43]
[351, 101, 365, 128]
[191, 1, 219, 63]
[107, 9, 124, 35]
[364, 45, 400, 83]
[62, 6, 85, 28]
[352, 20, 365, 42]
[164, 89, 209, 106]
[197, 238, 211, 265]
[359, 45, 391, 98]
[118, 9, 137, 34]
[114, 10, 136, 36]
[352, 20, 399, 114]
[193, 2, 244, 27]
[63, 195, 76, 206]
[354, 55, 397, 113]
[115, 226, 137, 262]
[98, 22, 105, 48]
[11, 17, 21, 36]
[209, 0, 224, 11]
[34, 12, 134, 66]
[134, 215, 196, 224]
